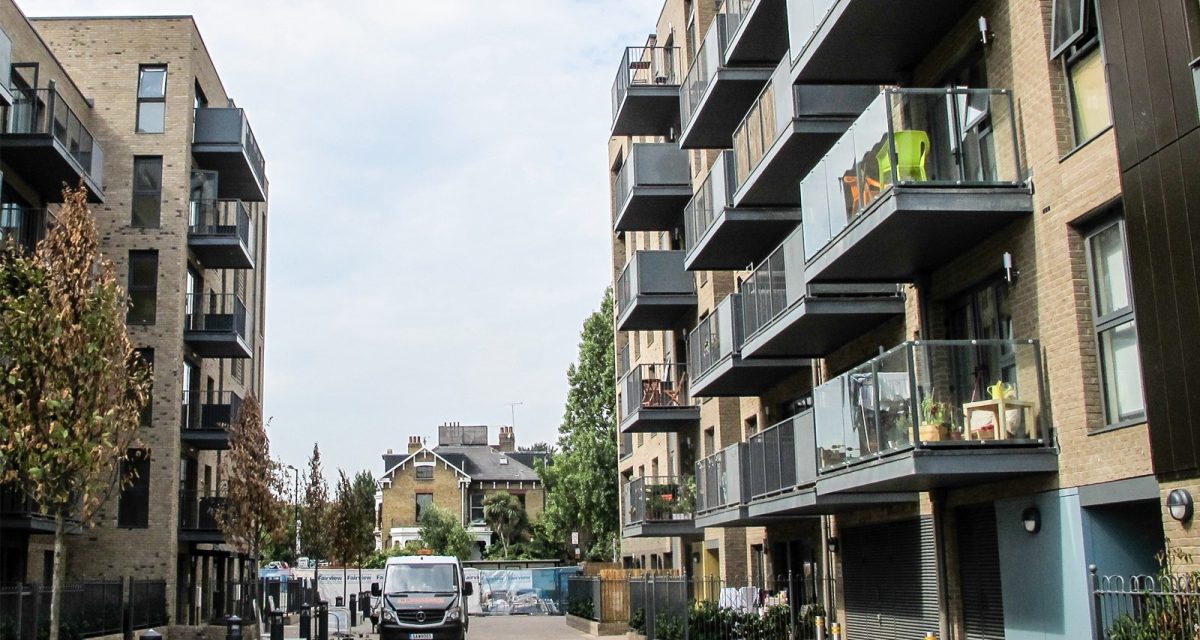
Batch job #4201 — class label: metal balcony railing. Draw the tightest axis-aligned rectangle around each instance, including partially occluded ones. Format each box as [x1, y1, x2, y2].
[689, 296, 744, 383]
[189, 199, 253, 248]
[179, 489, 225, 531]
[624, 475, 694, 525]
[786, 0, 837, 65]
[801, 87, 1024, 261]
[719, 0, 758, 53]
[814, 340, 1050, 473]
[730, 60, 792, 192]
[620, 431, 634, 460]
[184, 293, 249, 338]
[0, 204, 51, 251]
[193, 108, 267, 191]
[695, 445, 740, 513]
[619, 363, 694, 421]
[615, 251, 695, 318]
[748, 412, 806, 499]
[683, 152, 737, 252]
[611, 46, 681, 121]
[740, 232, 790, 339]
[680, 17, 728, 130]
[6, 87, 105, 190]
[181, 390, 242, 433]
[617, 343, 631, 378]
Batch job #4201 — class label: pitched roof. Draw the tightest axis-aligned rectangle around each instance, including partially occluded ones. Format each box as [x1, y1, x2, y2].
[434, 446, 541, 482]
[380, 447, 468, 481]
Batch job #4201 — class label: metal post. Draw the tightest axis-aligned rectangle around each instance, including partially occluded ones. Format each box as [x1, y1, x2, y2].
[317, 600, 329, 640]
[225, 615, 242, 640]
[299, 603, 311, 639]
[647, 574, 656, 640]
[1089, 565, 1102, 640]
[830, 621, 841, 640]
[270, 609, 284, 640]
[815, 615, 826, 640]
[349, 593, 357, 627]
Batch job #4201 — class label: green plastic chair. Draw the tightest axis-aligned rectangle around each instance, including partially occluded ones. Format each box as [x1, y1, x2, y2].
[877, 130, 930, 185]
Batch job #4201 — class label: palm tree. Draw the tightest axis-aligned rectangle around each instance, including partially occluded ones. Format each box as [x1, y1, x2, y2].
[482, 492, 527, 558]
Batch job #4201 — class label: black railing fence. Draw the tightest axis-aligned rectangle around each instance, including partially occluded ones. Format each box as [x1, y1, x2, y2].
[260, 577, 318, 614]
[1093, 567, 1200, 639]
[627, 573, 825, 640]
[0, 578, 164, 640]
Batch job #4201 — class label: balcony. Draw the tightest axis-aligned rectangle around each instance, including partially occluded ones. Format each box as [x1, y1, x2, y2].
[183, 293, 252, 359]
[800, 88, 1032, 284]
[730, 61, 877, 207]
[720, 0, 789, 65]
[0, 28, 12, 106]
[745, 412, 913, 517]
[0, 205, 52, 253]
[611, 46, 682, 137]
[786, 0, 979, 83]
[180, 391, 243, 450]
[193, 108, 268, 202]
[683, 150, 800, 270]
[0, 486, 55, 533]
[678, 14, 774, 149]
[613, 143, 692, 232]
[622, 476, 701, 538]
[688, 293, 808, 397]
[694, 443, 752, 528]
[188, 200, 255, 269]
[0, 88, 105, 202]
[615, 251, 696, 332]
[179, 490, 225, 544]
[619, 363, 700, 435]
[738, 226, 904, 358]
[813, 340, 1058, 494]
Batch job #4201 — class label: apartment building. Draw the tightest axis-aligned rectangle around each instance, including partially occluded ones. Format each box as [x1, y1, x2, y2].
[376, 425, 548, 559]
[610, 0, 1198, 637]
[0, 2, 269, 632]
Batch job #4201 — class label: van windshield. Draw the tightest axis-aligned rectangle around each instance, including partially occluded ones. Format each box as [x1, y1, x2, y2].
[384, 564, 458, 595]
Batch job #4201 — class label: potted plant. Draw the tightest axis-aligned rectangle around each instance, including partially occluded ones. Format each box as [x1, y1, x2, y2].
[917, 394, 951, 442]
[673, 476, 696, 518]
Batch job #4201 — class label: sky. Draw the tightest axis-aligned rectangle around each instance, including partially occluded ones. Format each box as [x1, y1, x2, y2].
[25, 0, 661, 479]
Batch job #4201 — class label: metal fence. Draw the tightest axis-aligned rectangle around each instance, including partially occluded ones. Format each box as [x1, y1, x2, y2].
[628, 574, 824, 640]
[128, 579, 168, 629]
[0, 580, 127, 640]
[566, 577, 628, 623]
[260, 577, 318, 614]
[1093, 568, 1200, 639]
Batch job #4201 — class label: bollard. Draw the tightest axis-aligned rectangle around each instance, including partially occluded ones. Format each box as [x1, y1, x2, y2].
[270, 609, 284, 640]
[317, 600, 329, 640]
[925, 634, 938, 640]
[830, 621, 841, 640]
[349, 594, 357, 627]
[226, 615, 242, 640]
[141, 630, 162, 640]
[815, 615, 826, 640]
[299, 603, 311, 640]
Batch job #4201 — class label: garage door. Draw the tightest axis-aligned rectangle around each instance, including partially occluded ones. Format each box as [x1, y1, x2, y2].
[841, 517, 940, 639]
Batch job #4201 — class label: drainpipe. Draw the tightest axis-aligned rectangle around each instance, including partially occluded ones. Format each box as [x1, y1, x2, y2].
[914, 274, 933, 340]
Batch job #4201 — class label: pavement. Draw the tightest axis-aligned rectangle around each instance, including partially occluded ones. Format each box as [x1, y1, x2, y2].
[277, 615, 591, 640]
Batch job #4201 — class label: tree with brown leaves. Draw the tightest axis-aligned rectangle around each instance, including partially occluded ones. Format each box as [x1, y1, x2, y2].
[216, 395, 286, 570]
[0, 185, 151, 640]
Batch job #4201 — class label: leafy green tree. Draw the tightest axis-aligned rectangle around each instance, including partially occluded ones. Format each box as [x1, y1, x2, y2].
[0, 186, 151, 640]
[300, 443, 330, 581]
[418, 505, 474, 560]
[538, 288, 617, 560]
[483, 492, 527, 558]
[329, 470, 355, 601]
[350, 471, 378, 590]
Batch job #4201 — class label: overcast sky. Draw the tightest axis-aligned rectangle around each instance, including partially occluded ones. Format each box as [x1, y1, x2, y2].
[25, 0, 659, 479]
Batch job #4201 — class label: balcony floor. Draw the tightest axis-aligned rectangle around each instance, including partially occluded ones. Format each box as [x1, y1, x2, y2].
[619, 406, 701, 435]
[723, 0, 789, 65]
[181, 430, 232, 451]
[616, 294, 697, 332]
[615, 186, 694, 232]
[179, 530, 226, 544]
[732, 118, 854, 207]
[612, 86, 681, 137]
[189, 236, 255, 270]
[680, 67, 774, 149]
[691, 353, 809, 397]
[684, 207, 801, 270]
[740, 292, 905, 358]
[184, 332, 252, 359]
[192, 147, 267, 203]
[746, 486, 915, 518]
[815, 446, 1059, 494]
[804, 187, 1034, 284]
[622, 519, 703, 539]
[0, 135, 104, 202]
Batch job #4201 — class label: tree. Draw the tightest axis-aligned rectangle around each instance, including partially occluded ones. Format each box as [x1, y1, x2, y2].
[418, 505, 474, 560]
[350, 471, 378, 593]
[518, 442, 558, 455]
[329, 470, 354, 601]
[538, 288, 618, 560]
[217, 396, 286, 572]
[0, 186, 151, 640]
[482, 492, 527, 558]
[299, 443, 330, 582]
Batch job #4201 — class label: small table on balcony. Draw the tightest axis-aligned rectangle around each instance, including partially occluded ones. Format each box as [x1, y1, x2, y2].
[962, 398, 1035, 440]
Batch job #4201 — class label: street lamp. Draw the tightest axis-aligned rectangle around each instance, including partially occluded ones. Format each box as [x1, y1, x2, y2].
[285, 464, 301, 556]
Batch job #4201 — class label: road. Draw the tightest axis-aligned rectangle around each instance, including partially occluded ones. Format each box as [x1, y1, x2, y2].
[468, 615, 591, 639]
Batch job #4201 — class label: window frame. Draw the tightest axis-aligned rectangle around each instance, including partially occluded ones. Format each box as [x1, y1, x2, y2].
[131, 156, 163, 228]
[415, 463, 434, 480]
[1053, 0, 1111, 147]
[415, 493, 434, 522]
[136, 65, 167, 134]
[126, 250, 158, 325]
[118, 449, 151, 528]
[1083, 217, 1146, 428]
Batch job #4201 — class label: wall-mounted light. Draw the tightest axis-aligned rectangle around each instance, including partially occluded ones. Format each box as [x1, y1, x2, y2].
[1168, 489, 1194, 522]
[1021, 506, 1041, 534]
[1003, 252, 1019, 284]
[826, 537, 839, 553]
[978, 16, 994, 45]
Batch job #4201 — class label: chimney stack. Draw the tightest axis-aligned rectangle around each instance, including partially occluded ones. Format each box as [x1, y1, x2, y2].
[498, 426, 515, 453]
[408, 435, 422, 454]
[386, 448, 393, 455]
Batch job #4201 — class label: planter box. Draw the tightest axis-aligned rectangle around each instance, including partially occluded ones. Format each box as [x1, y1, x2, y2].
[565, 613, 627, 636]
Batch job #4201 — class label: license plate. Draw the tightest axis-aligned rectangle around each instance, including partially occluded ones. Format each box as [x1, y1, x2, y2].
[408, 635, 433, 640]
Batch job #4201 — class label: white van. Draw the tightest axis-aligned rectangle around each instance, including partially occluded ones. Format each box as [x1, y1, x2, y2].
[371, 555, 472, 640]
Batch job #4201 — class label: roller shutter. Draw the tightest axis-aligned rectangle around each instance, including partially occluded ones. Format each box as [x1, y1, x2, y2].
[956, 504, 1005, 640]
[841, 517, 940, 639]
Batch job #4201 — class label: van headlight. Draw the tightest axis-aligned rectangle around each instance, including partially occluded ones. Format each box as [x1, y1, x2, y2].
[381, 608, 396, 622]
[445, 606, 461, 621]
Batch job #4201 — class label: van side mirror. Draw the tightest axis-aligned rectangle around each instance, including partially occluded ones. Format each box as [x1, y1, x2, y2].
[371, 582, 381, 597]
[463, 581, 473, 596]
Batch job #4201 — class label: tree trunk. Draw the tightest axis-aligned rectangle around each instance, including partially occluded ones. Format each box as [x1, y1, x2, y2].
[49, 510, 66, 640]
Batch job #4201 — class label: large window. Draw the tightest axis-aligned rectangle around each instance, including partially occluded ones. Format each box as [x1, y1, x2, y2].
[1086, 218, 1145, 426]
[126, 251, 158, 325]
[470, 493, 485, 524]
[118, 449, 150, 528]
[131, 157, 163, 228]
[1050, 0, 1111, 144]
[415, 493, 434, 522]
[136, 65, 167, 134]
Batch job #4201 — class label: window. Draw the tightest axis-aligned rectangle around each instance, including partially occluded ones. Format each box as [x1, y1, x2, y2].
[131, 157, 163, 227]
[1086, 218, 1145, 426]
[134, 348, 154, 427]
[126, 251, 158, 324]
[231, 358, 245, 385]
[415, 464, 434, 480]
[1051, 0, 1111, 143]
[118, 449, 150, 528]
[470, 493, 485, 524]
[703, 427, 715, 457]
[136, 65, 167, 133]
[415, 493, 434, 521]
